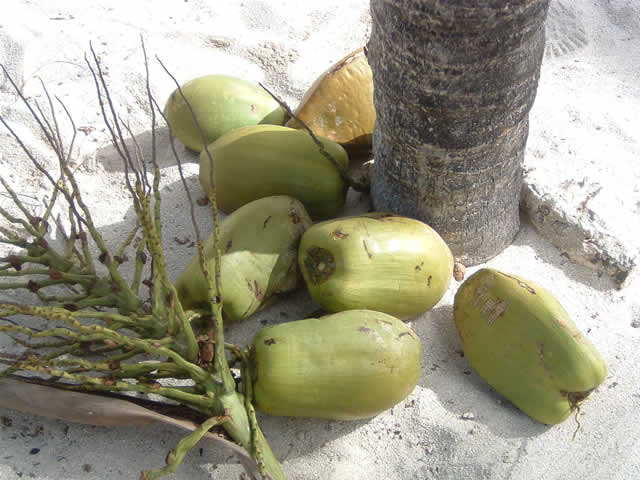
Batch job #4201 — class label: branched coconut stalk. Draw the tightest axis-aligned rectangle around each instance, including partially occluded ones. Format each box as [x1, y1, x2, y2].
[154, 50, 280, 480]
[0, 39, 283, 480]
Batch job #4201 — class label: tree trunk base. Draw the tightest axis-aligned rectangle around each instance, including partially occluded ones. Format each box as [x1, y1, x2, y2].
[368, 0, 549, 265]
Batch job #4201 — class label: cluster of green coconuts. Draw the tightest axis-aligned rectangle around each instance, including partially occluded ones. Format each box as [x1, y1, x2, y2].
[164, 48, 607, 425]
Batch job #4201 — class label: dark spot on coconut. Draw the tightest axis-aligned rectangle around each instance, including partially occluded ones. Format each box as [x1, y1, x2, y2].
[397, 331, 412, 339]
[263, 215, 272, 229]
[501, 272, 536, 295]
[363, 240, 373, 259]
[253, 280, 264, 301]
[264, 338, 276, 346]
[332, 229, 349, 239]
[247, 280, 264, 301]
[427, 275, 432, 287]
[240, 304, 254, 318]
[480, 298, 507, 326]
[304, 247, 336, 284]
[568, 390, 592, 406]
[289, 208, 301, 224]
[358, 326, 372, 334]
[474, 285, 488, 299]
[368, 212, 395, 221]
[556, 315, 583, 341]
[415, 262, 424, 272]
[536, 341, 553, 379]
[225, 240, 233, 252]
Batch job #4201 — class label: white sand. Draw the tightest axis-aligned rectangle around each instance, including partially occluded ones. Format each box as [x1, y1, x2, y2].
[1, 1, 639, 479]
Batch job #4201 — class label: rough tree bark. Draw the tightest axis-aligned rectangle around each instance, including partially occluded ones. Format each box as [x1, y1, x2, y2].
[368, 0, 550, 265]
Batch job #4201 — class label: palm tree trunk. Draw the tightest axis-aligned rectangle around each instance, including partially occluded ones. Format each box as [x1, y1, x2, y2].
[368, 0, 550, 265]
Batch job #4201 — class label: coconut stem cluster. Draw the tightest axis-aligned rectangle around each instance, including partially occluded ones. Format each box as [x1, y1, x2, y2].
[0, 40, 281, 480]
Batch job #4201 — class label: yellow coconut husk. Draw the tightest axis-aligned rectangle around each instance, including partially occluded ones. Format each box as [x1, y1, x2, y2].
[287, 47, 375, 153]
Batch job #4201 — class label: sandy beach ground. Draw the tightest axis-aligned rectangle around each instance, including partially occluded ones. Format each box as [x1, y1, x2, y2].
[1, 1, 639, 479]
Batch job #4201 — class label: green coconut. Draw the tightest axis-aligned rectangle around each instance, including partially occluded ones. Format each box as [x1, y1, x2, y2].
[163, 74, 286, 152]
[199, 124, 349, 219]
[174, 195, 311, 322]
[454, 268, 608, 425]
[298, 213, 453, 319]
[250, 309, 422, 420]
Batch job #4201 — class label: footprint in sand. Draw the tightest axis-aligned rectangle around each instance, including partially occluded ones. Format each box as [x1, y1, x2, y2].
[544, 0, 589, 59]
